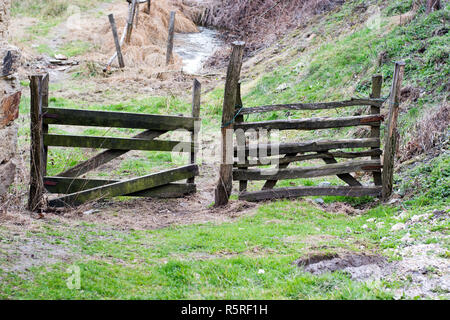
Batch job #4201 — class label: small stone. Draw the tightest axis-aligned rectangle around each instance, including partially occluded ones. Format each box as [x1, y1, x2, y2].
[258, 269, 265, 274]
[401, 233, 414, 243]
[388, 198, 400, 205]
[275, 83, 288, 92]
[376, 222, 385, 229]
[367, 218, 376, 223]
[83, 209, 99, 215]
[346, 227, 352, 233]
[362, 224, 369, 230]
[318, 181, 331, 187]
[314, 198, 324, 205]
[410, 214, 430, 223]
[391, 223, 406, 232]
[54, 54, 68, 60]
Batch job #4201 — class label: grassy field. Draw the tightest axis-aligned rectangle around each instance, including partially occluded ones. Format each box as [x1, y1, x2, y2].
[1, 0, 448, 299]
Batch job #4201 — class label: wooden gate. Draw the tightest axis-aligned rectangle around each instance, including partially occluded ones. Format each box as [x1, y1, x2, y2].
[215, 42, 405, 205]
[28, 73, 201, 211]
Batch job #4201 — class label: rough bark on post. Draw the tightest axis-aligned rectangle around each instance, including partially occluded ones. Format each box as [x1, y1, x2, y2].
[28, 73, 49, 211]
[188, 79, 201, 184]
[125, 0, 137, 44]
[108, 14, 125, 68]
[145, 0, 151, 14]
[135, 1, 140, 28]
[426, 0, 441, 13]
[166, 11, 176, 65]
[214, 41, 245, 206]
[370, 74, 383, 186]
[382, 62, 405, 200]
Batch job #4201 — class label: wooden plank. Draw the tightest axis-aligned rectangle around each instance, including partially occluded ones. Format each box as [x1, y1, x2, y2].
[108, 14, 125, 68]
[382, 62, 405, 200]
[166, 11, 176, 65]
[128, 183, 196, 198]
[44, 177, 195, 198]
[43, 108, 197, 131]
[28, 74, 49, 212]
[262, 153, 297, 190]
[233, 149, 383, 167]
[239, 98, 384, 115]
[188, 79, 201, 184]
[48, 164, 199, 207]
[214, 41, 245, 206]
[44, 134, 194, 152]
[125, 0, 137, 44]
[233, 160, 381, 181]
[234, 138, 380, 157]
[57, 130, 166, 178]
[41, 75, 49, 177]
[234, 114, 383, 131]
[319, 152, 361, 187]
[371, 75, 383, 186]
[240, 186, 382, 202]
[235, 82, 248, 192]
[135, 1, 140, 27]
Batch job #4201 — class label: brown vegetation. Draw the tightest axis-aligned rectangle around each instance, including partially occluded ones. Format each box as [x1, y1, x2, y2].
[199, 0, 345, 54]
[401, 101, 450, 161]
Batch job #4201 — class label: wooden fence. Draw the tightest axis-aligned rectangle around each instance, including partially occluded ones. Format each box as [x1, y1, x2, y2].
[28, 73, 201, 211]
[215, 42, 405, 205]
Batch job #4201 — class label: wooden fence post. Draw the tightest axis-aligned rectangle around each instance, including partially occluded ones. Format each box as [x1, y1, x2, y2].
[125, 0, 137, 44]
[135, 1, 140, 28]
[371, 74, 383, 186]
[28, 73, 49, 211]
[426, 0, 441, 13]
[382, 62, 405, 200]
[235, 82, 248, 192]
[146, 0, 152, 14]
[188, 79, 201, 184]
[214, 41, 245, 206]
[108, 14, 125, 68]
[166, 11, 176, 65]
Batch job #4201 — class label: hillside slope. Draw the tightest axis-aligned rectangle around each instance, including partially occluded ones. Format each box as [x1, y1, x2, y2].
[203, 0, 449, 206]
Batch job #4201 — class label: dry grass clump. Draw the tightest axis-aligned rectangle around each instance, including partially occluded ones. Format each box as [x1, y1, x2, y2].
[84, 0, 198, 73]
[199, 0, 345, 53]
[401, 101, 450, 161]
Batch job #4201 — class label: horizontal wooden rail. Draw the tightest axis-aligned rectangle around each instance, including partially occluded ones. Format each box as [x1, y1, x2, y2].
[240, 186, 382, 201]
[239, 98, 384, 115]
[233, 149, 383, 167]
[44, 134, 194, 152]
[234, 115, 383, 131]
[234, 138, 380, 157]
[233, 160, 381, 181]
[56, 130, 166, 178]
[43, 108, 197, 131]
[48, 164, 199, 207]
[44, 177, 195, 198]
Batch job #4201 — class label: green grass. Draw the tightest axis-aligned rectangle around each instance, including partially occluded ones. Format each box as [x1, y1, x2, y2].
[1, 198, 447, 299]
[4, 0, 449, 300]
[0, 201, 401, 299]
[240, 1, 449, 145]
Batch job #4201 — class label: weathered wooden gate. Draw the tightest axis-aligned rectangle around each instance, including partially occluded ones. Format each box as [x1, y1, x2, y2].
[28, 73, 201, 211]
[215, 42, 405, 205]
